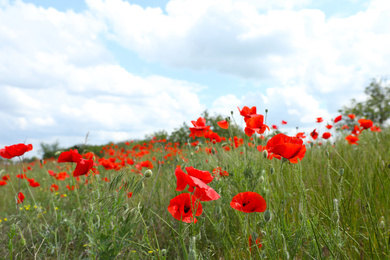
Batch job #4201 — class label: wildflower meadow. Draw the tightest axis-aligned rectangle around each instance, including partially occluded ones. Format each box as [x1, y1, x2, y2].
[0, 107, 389, 259]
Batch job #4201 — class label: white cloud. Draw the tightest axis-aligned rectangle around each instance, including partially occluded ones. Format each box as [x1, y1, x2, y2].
[0, 0, 206, 158]
[87, 0, 390, 104]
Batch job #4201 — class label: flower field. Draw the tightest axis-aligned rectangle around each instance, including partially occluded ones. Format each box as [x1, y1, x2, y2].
[0, 107, 389, 259]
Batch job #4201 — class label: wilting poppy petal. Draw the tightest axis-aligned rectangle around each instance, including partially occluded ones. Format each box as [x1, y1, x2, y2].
[230, 192, 266, 213]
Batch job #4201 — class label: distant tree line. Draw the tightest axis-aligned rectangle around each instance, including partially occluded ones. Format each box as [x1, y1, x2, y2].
[338, 78, 390, 126]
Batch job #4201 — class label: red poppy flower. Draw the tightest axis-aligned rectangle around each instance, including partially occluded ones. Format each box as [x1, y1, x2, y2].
[28, 178, 40, 188]
[265, 133, 306, 163]
[281, 120, 287, 125]
[175, 167, 220, 201]
[0, 180, 7, 186]
[244, 115, 269, 137]
[272, 125, 278, 130]
[322, 132, 331, 139]
[238, 106, 257, 122]
[73, 158, 94, 177]
[189, 117, 211, 138]
[351, 125, 361, 136]
[167, 193, 203, 223]
[2, 175, 10, 181]
[230, 192, 266, 213]
[348, 114, 356, 120]
[66, 185, 75, 191]
[58, 149, 94, 177]
[213, 167, 229, 177]
[310, 129, 318, 140]
[205, 131, 222, 143]
[325, 124, 333, 129]
[334, 115, 342, 123]
[58, 149, 82, 163]
[249, 235, 263, 251]
[17, 192, 25, 204]
[370, 125, 381, 132]
[127, 192, 133, 198]
[0, 143, 33, 159]
[217, 120, 229, 129]
[345, 135, 359, 145]
[358, 119, 373, 130]
[341, 125, 349, 130]
[296, 132, 306, 139]
[316, 117, 323, 123]
[50, 184, 59, 192]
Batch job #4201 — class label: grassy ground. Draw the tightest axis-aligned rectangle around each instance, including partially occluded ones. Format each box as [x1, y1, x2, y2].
[0, 128, 389, 259]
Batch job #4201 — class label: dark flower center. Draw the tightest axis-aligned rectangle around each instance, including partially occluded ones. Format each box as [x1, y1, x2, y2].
[184, 205, 191, 213]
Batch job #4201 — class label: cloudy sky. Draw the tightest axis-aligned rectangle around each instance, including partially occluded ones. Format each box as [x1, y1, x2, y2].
[1, 0, 389, 157]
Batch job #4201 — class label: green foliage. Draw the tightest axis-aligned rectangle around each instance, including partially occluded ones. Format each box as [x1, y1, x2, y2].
[40, 141, 61, 159]
[339, 78, 390, 125]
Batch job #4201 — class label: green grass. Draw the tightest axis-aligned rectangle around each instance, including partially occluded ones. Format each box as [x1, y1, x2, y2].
[1, 128, 390, 259]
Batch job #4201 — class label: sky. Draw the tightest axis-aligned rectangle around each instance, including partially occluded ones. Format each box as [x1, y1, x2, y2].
[1, 0, 390, 158]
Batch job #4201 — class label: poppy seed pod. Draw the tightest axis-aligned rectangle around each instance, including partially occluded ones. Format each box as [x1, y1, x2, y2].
[144, 169, 153, 178]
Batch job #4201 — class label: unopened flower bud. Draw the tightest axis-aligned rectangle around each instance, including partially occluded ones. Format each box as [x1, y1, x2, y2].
[264, 209, 272, 222]
[379, 216, 385, 229]
[325, 151, 330, 158]
[161, 249, 167, 255]
[339, 168, 344, 176]
[259, 176, 265, 183]
[270, 167, 274, 175]
[263, 150, 268, 159]
[144, 169, 153, 178]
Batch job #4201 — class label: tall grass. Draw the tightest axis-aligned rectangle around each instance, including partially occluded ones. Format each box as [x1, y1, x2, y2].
[0, 128, 389, 259]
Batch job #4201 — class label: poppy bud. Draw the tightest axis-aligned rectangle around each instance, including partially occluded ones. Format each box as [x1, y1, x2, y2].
[144, 169, 153, 178]
[262, 150, 268, 159]
[265, 109, 268, 113]
[379, 216, 385, 229]
[270, 167, 274, 175]
[325, 151, 329, 158]
[263, 209, 272, 222]
[259, 176, 265, 183]
[231, 111, 234, 115]
[339, 168, 344, 176]
[161, 249, 167, 255]
[226, 117, 230, 122]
